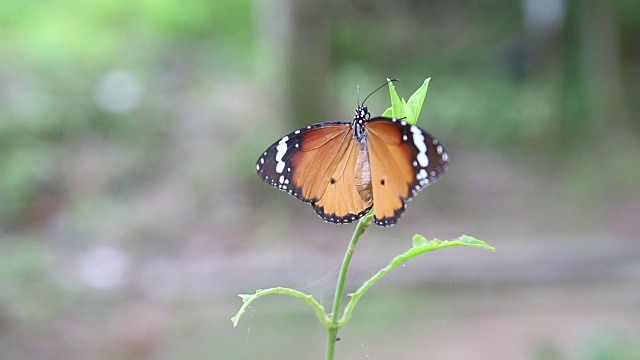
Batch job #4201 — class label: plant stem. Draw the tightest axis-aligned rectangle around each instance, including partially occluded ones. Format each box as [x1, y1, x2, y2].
[325, 214, 371, 360]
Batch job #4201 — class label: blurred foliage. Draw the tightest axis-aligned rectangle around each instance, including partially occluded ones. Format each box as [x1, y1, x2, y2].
[0, 238, 65, 320]
[0, 0, 254, 227]
[580, 331, 640, 360]
[1, 0, 254, 67]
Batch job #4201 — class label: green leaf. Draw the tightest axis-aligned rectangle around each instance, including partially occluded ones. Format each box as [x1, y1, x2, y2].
[411, 234, 428, 247]
[382, 78, 430, 124]
[387, 78, 404, 119]
[408, 235, 493, 252]
[405, 78, 430, 124]
[339, 235, 494, 325]
[402, 98, 415, 125]
[231, 287, 328, 328]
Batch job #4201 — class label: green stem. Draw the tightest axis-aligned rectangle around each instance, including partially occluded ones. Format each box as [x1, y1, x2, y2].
[325, 213, 371, 360]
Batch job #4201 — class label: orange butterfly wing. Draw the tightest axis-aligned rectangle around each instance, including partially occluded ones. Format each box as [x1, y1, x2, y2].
[365, 118, 448, 226]
[256, 122, 373, 224]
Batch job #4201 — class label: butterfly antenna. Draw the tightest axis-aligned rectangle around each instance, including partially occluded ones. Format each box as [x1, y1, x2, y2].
[362, 78, 399, 105]
[357, 85, 361, 105]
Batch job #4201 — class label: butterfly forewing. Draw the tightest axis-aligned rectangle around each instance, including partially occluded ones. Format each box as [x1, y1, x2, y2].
[292, 124, 352, 201]
[365, 118, 448, 226]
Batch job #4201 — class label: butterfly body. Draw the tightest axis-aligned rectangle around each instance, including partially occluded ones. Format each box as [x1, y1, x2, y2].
[256, 105, 448, 226]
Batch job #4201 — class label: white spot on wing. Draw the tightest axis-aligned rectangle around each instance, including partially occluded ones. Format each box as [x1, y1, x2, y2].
[275, 136, 289, 173]
[410, 126, 429, 167]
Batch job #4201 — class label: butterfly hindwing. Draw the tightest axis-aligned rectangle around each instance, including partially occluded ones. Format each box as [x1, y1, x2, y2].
[306, 134, 373, 223]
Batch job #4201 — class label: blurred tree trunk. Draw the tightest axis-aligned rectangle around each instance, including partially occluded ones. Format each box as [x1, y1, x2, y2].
[560, 0, 589, 145]
[287, 0, 330, 127]
[255, 0, 294, 120]
[579, 0, 629, 135]
[561, 0, 629, 145]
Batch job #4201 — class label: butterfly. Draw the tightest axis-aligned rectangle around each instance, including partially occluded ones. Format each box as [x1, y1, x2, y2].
[256, 89, 448, 227]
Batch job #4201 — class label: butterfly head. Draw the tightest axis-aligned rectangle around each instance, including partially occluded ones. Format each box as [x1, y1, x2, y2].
[353, 105, 370, 124]
[352, 105, 370, 142]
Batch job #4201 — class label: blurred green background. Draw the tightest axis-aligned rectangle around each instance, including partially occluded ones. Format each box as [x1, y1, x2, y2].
[1, 0, 639, 359]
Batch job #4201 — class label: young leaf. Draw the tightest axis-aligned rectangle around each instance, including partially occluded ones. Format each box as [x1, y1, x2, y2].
[387, 78, 404, 119]
[231, 287, 328, 328]
[382, 78, 430, 124]
[402, 98, 416, 125]
[339, 235, 494, 325]
[406, 78, 430, 123]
